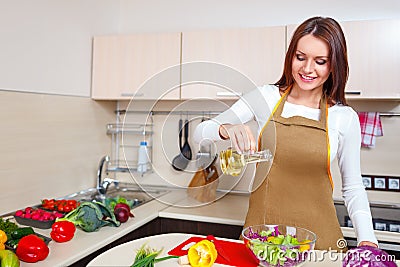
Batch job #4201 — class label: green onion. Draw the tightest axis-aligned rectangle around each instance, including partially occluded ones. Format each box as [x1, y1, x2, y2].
[131, 244, 179, 267]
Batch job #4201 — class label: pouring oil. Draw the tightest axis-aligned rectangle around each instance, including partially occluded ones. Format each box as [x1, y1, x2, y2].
[219, 148, 273, 176]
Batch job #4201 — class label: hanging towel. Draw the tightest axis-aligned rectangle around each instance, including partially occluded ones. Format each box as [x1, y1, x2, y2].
[357, 112, 383, 148]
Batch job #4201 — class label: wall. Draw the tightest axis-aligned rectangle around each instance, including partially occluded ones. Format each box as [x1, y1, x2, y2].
[0, 0, 119, 96]
[0, 91, 116, 214]
[118, 0, 400, 33]
[0, 1, 120, 214]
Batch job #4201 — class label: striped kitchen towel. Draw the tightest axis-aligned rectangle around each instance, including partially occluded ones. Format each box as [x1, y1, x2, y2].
[357, 112, 383, 148]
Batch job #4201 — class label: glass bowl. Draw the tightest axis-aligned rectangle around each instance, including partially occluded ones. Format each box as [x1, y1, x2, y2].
[242, 224, 317, 267]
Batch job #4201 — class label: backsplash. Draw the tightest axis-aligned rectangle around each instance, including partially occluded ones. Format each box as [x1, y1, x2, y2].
[0, 91, 115, 215]
[115, 99, 400, 204]
[332, 99, 400, 204]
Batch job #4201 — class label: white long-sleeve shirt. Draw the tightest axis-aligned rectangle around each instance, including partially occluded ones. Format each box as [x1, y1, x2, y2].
[194, 84, 378, 245]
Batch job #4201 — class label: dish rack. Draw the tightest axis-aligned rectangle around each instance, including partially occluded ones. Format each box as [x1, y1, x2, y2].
[106, 123, 153, 173]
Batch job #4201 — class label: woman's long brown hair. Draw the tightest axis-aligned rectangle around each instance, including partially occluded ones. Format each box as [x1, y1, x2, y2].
[275, 16, 349, 105]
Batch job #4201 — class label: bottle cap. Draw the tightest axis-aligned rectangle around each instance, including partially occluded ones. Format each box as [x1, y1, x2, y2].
[140, 141, 147, 146]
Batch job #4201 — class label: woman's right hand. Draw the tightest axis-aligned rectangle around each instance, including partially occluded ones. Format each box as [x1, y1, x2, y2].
[219, 124, 256, 153]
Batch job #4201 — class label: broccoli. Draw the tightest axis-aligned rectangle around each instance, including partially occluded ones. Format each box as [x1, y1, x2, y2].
[57, 201, 120, 232]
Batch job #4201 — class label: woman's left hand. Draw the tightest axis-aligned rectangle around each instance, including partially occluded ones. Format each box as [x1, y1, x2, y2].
[358, 241, 378, 247]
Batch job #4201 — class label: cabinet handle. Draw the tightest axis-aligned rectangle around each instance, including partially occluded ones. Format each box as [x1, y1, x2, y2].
[345, 91, 361, 95]
[120, 92, 145, 97]
[216, 91, 243, 97]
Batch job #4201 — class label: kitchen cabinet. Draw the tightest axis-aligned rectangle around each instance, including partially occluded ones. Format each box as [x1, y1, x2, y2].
[91, 33, 181, 100]
[159, 218, 243, 239]
[341, 19, 400, 99]
[286, 19, 400, 99]
[181, 26, 286, 99]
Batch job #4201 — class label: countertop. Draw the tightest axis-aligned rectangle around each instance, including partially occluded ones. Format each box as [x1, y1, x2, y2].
[12, 188, 400, 266]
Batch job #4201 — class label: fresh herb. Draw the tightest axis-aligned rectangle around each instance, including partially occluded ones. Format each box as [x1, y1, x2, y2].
[0, 218, 19, 239]
[104, 197, 134, 211]
[131, 244, 178, 267]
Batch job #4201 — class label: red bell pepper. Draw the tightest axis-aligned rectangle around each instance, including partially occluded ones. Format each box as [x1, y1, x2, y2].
[15, 234, 49, 263]
[50, 221, 76, 243]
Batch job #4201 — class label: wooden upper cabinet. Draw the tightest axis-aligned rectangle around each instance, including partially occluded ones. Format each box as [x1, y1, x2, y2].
[91, 33, 181, 100]
[341, 19, 400, 99]
[180, 27, 286, 100]
[287, 19, 400, 99]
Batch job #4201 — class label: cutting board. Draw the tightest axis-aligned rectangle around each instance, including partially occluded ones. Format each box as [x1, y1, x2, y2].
[168, 236, 259, 267]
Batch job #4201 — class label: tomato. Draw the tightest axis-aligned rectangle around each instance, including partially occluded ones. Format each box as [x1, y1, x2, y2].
[63, 205, 72, 213]
[67, 200, 77, 207]
[41, 199, 57, 210]
[41, 199, 79, 213]
[57, 205, 64, 212]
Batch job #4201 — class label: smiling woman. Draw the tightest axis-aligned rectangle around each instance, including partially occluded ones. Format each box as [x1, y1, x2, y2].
[194, 16, 378, 251]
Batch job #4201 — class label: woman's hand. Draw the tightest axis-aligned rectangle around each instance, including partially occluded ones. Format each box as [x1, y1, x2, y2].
[219, 124, 256, 153]
[358, 241, 378, 248]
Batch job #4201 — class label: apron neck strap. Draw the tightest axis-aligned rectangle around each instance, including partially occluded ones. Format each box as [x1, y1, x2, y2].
[274, 86, 328, 127]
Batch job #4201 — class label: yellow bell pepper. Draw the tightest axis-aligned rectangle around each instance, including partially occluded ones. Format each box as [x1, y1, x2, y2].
[299, 239, 311, 252]
[267, 236, 275, 242]
[0, 230, 7, 244]
[188, 240, 218, 267]
[0, 230, 7, 250]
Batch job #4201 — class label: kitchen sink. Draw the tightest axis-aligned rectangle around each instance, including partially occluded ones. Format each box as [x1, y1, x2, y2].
[63, 183, 169, 208]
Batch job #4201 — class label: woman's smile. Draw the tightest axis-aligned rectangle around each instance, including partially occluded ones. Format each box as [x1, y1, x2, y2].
[299, 73, 317, 82]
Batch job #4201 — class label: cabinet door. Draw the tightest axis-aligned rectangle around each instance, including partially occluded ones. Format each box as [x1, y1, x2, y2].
[91, 33, 181, 100]
[341, 19, 400, 99]
[287, 20, 400, 99]
[181, 27, 286, 100]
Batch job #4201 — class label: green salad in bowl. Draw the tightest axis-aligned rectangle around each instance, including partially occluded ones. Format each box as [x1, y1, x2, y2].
[242, 224, 317, 267]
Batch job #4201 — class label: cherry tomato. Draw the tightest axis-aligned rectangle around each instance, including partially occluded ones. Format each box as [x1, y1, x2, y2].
[63, 205, 72, 213]
[57, 205, 64, 212]
[67, 200, 77, 207]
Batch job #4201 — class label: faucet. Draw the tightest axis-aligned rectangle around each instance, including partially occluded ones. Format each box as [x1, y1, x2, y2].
[97, 155, 118, 195]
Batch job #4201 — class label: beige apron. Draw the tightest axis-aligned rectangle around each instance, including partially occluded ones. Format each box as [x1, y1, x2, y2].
[243, 90, 345, 250]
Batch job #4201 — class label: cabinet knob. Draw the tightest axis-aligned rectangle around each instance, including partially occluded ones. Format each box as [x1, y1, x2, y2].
[120, 92, 145, 97]
[345, 91, 361, 95]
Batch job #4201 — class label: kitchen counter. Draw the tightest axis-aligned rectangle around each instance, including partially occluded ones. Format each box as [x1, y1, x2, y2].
[159, 192, 249, 226]
[18, 189, 174, 267]
[13, 188, 400, 266]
